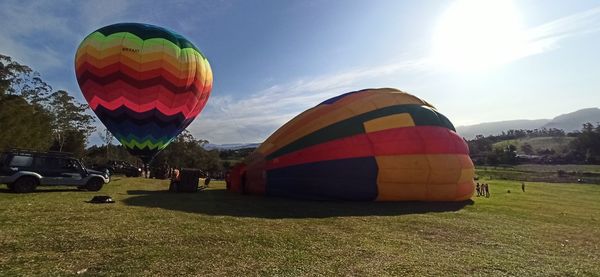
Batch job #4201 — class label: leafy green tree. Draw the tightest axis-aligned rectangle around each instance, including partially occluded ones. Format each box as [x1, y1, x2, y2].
[520, 143, 534, 155]
[0, 95, 53, 150]
[570, 123, 600, 164]
[0, 54, 54, 150]
[0, 54, 52, 104]
[151, 130, 222, 175]
[48, 90, 96, 152]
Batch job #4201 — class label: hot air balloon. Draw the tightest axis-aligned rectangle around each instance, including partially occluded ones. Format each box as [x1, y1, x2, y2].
[232, 88, 474, 201]
[75, 23, 212, 162]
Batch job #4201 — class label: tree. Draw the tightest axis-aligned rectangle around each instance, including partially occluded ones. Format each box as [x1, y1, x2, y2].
[570, 122, 600, 164]
[520, 143, 534, 155]
[51, 129, 86, 157]
[0, 95, 53, 150]
[150, 130, 222, 175]
[0, 54, 52, 104]
[48, 90, 95, 152]
[0, 55, 54, 151]
[98, 128, 115, 159]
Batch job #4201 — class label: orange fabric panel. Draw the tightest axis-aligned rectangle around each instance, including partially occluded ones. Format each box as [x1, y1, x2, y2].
[455, 181, 475, 201]
[257, 89, 431, 157]
[376, 183, 427, 201]
[363, 113, 415, 133]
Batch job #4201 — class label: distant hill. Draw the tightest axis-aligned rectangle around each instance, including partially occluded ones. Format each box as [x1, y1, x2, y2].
[456, 119, 550, 139]
[542, 108, 600, 131]
[457, 108, 600, 139]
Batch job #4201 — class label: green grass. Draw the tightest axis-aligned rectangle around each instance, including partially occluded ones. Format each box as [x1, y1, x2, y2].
[477, 164, 600, 183]
[493, 136, 575, 153]
[1, 178, 599, 276]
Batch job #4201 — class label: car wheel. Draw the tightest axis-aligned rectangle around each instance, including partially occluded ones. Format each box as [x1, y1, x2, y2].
[13, 177, 38, 193]
[85, 178, 104, 191]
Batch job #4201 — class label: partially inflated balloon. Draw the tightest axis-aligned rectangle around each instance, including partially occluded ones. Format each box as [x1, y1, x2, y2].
[75, 23, 212, 162]
[235, 88, 474, 201]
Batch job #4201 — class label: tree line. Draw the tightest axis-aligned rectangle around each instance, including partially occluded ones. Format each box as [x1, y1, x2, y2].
[467, 124, 600, 165]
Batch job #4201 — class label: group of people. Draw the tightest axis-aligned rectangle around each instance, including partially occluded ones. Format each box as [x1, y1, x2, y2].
[476, 183, 490, 197]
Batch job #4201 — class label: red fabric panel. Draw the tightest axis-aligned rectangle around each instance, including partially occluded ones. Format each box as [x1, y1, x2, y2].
[227, 163, 246, 193]
[266, 126, 468, 170]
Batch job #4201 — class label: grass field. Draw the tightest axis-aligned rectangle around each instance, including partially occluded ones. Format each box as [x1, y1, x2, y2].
[477, 164, 600, 184]
[1, 178, 599, 276]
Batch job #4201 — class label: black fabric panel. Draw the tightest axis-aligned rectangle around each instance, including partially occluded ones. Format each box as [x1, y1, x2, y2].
[93, 105, 187, 126]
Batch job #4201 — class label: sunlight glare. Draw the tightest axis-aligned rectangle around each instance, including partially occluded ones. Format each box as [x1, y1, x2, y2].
[432, 0, 526, 72]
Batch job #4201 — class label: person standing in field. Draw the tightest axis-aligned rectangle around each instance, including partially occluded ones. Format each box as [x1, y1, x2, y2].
[521, 182, 525, 192]
[476, 183, 481, 196]
[485, 183, 490, 198]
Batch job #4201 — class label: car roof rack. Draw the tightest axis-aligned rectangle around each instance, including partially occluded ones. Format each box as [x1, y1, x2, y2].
[5, 148, 74, 157]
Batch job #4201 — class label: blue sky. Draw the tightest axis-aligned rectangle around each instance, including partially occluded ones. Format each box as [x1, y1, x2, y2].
[1, 0, 599, 144]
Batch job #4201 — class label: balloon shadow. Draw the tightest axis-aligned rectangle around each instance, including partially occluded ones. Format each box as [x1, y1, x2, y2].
[123, 188, 474, 219]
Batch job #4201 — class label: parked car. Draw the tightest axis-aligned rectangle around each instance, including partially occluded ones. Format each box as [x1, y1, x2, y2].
[96, 160, 142, 177]
[0, 149, 110, 193]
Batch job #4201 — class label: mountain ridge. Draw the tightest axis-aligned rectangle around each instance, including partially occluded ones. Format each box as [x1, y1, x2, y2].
[456, 108, 600, 139]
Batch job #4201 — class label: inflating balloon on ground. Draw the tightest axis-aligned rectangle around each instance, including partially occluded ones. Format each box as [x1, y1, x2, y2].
[229, 88, 475, 201]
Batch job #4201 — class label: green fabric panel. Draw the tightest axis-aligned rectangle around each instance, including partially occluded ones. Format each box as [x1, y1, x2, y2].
[95, 23, 200, 52]
[266, 104, 456, 160]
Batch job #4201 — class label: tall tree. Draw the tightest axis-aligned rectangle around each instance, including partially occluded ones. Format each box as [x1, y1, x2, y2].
[0, 54, 54, 150]
[48, 90, 96, 152]
[0, 95, 53, 150]
[98, 128, 115, 159]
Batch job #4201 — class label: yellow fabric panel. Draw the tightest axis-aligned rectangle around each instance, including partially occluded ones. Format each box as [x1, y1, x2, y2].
[259, 89, 431, 157]
[426, 154, 461, 185]
[426, 184, 457, 201]
[375, 155, 429, 200]
[363, 113, 415, 133]
[376, 183, 427, 201]
[368, 92, 420, 109]
[375, 154, 474, 201]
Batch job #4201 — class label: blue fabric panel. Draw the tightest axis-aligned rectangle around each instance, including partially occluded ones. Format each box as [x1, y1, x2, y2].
[266, 157, 378, 201]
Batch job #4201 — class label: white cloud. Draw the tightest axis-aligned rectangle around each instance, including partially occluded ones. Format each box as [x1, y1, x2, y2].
[521, 6, 600, 57]
[188, 59, 428, 144]
[0, 0, 74, 69]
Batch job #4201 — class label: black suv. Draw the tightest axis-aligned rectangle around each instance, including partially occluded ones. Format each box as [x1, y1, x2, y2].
[0, 149, 110, 193]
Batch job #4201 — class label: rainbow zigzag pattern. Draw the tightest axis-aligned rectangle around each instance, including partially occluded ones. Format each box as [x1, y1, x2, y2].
[75, 23, 212, 161]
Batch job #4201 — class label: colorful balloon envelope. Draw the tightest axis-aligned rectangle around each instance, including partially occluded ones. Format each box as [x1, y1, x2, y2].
[75, 23, 213, 162]
[237, 88, 474, 201]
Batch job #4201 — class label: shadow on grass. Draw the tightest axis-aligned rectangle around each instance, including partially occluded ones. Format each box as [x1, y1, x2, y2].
[123, 189, 474, 219]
